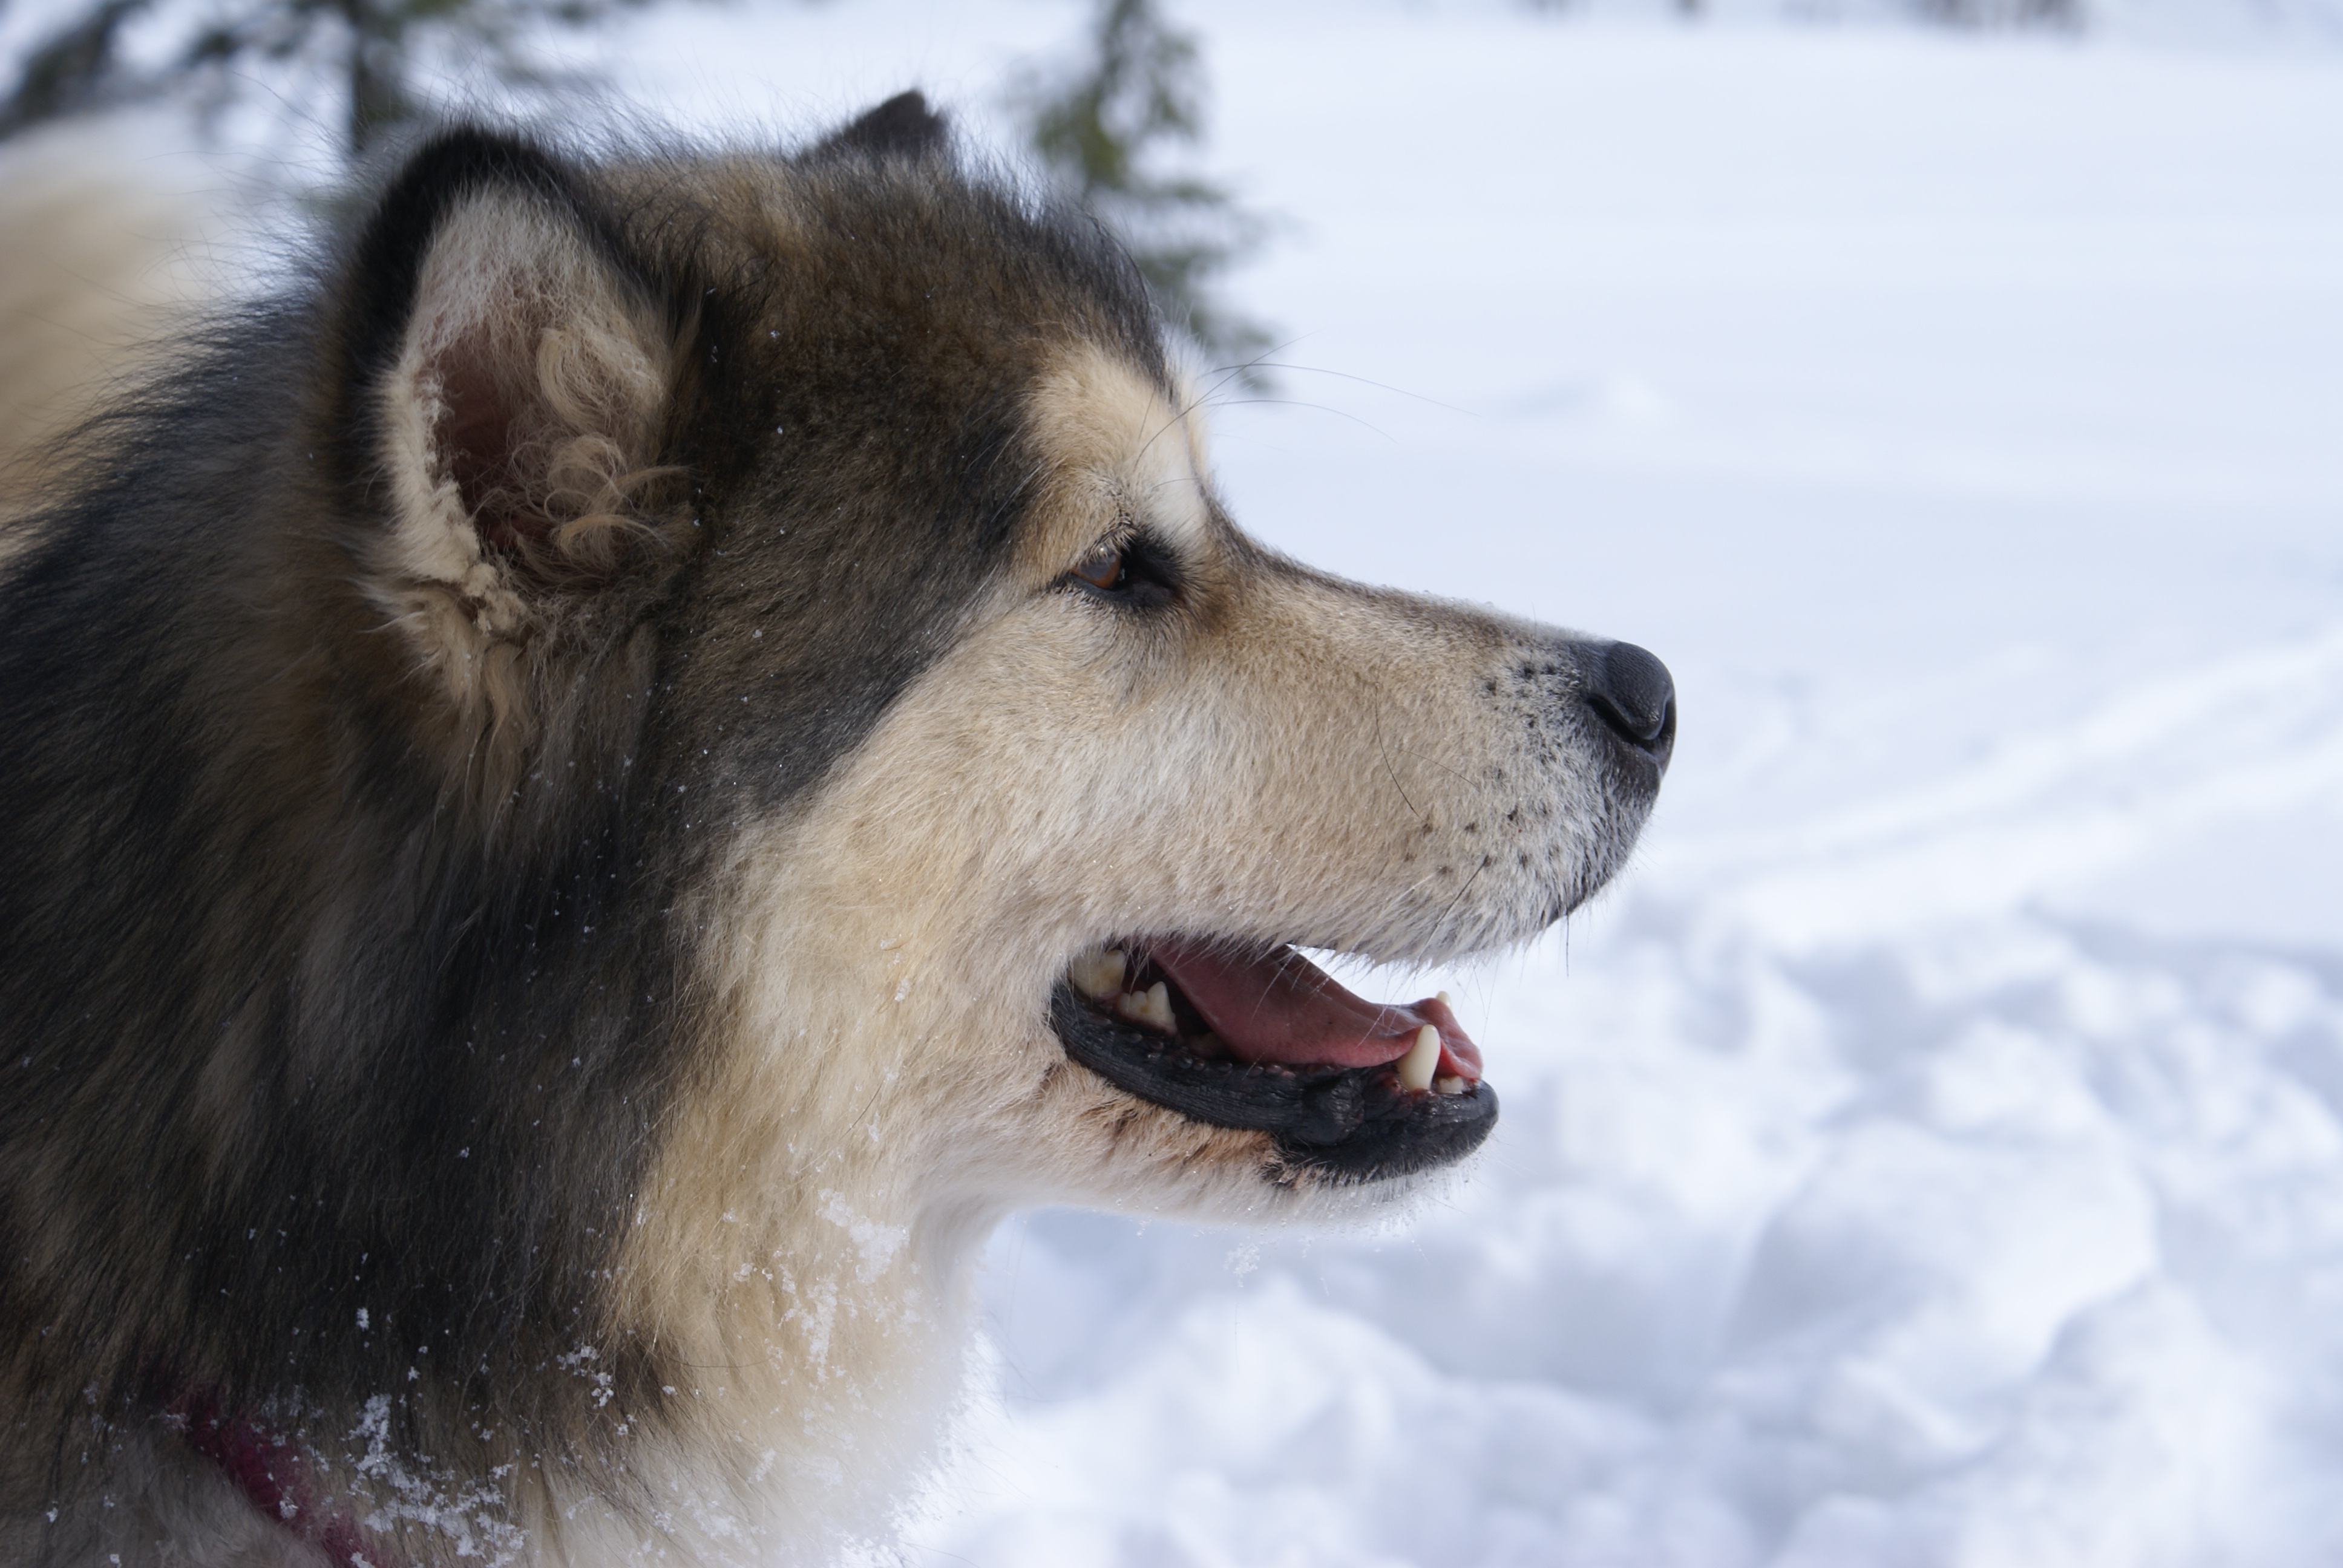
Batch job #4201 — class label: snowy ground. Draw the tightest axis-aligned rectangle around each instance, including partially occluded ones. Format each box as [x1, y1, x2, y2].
[602, 3, 2343, 1563]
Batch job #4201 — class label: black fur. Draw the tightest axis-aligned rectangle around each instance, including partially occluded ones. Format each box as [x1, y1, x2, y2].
[806, 88, 950, 163]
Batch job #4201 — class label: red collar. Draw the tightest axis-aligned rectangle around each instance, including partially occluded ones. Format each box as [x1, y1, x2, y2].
[177, 1395, 384, 1567]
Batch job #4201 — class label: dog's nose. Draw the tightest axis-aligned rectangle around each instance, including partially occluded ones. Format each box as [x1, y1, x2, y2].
[1585, 641, 1676, 768]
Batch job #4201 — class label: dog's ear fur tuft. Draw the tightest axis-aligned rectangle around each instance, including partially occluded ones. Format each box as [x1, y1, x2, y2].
[810, 91, 949, 163]
[341, 129, 691, 750]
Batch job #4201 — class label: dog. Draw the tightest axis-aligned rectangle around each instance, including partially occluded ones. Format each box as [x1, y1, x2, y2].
[0, 93, 1674, 1566]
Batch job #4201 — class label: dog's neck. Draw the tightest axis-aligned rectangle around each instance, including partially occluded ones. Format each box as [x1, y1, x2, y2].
[174, 1205, 988, 1566]
[549, 1189, 988, 1563]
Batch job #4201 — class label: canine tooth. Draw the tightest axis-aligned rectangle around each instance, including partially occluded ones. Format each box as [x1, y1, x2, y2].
[1398, 1024, 1441, 1093]
[1438, 990, 1453, 1008]
[1069, 948, 1127, 1000]
[1435, 1076, 1467, 1097]
[1116, 981, 1176, 1034]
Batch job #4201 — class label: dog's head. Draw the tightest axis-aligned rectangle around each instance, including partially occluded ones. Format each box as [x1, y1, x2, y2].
[339, 97, 1670, 1243]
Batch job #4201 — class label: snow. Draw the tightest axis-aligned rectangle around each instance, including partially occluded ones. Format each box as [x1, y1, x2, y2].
[601, 3, 2343, 1561]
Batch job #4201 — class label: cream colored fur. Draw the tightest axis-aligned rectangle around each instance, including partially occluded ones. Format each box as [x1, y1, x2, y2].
[0, 119, 234, 526]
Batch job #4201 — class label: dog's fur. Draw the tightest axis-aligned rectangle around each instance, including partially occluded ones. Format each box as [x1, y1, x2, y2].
[0, 97, 1669, 1566]
[0, 120, 236, 523]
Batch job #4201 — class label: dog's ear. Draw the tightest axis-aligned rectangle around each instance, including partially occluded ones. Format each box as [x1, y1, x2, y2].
[350, 128, 687, 584]
[336, 129, 692, 745]
[808, 91, 948, 163]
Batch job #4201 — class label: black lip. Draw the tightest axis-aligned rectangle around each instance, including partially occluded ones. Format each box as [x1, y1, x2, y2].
[1049, 982, 1499, 1183]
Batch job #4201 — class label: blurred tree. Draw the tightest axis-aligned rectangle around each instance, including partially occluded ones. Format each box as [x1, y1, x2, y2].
[0, 0, 655, 155]
[1013, 0, 1277, 388]
[1913, 0, 2078, 24]
[0, 0, 157, 137]
[0, 0, 1277, 376]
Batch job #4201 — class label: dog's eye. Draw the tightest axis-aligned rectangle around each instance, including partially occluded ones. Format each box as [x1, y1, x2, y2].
[1070, 540, 1126, 592]
[1064, 528, 1181, 609]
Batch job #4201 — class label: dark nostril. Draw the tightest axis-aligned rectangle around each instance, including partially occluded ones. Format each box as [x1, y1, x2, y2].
[1587, 641, 1675, 753]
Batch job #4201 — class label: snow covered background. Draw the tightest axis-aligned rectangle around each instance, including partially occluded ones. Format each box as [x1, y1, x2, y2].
[16, 0, 2339, 1559]
[603, 4, 2343, 1563]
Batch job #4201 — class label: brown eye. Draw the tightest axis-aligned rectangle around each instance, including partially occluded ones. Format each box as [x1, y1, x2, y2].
[1071, 540, 1125, 590]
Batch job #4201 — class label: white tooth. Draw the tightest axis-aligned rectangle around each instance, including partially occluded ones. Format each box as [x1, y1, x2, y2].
[1437, 990, 1452, 1008]
[1069, 947, 1128, 1001]
[1435, 1076, 1467, 1097]
[1116, 980, 1177, 1034]
[1398, 1024, 1441, 1093]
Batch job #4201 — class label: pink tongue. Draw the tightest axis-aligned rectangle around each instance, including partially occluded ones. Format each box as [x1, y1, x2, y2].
[1148, 941, 1482, 1082]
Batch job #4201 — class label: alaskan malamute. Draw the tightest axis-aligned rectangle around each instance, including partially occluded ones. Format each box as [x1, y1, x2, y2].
[0, 94, 1673, 1566]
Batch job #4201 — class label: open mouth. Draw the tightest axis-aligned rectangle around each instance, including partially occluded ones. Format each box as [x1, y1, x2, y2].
[1049, 939, 1499, 1181]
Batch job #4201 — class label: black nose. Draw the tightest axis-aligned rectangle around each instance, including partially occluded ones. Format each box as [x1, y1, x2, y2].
[1585, 641, 1675, 765]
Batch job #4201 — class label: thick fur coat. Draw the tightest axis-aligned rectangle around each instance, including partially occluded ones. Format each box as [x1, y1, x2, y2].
[0, 97, 1673, 1566]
